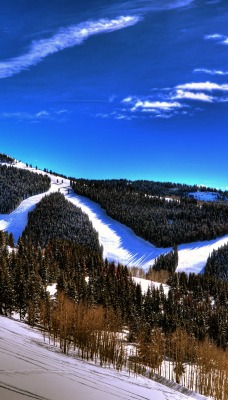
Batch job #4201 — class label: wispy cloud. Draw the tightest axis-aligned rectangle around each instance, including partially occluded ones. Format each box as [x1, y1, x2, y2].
[172, 89, 214, 102]
[110, 78, 228, 120]
[122, 96, 133, 103]
[204, 33, 228, 46]
[108, 0, 194, 14]
[99, 75, 228, 121]
[114, 96, 185, 119]
[131, 99, 182, 111]
[194, 68, 228, 76]
[204, 33, 224, 40]
[0, 109, 68, 122]
[176, 81, 228, 91]
[95, 111, 132, 120]
[0, 16, 141, 79]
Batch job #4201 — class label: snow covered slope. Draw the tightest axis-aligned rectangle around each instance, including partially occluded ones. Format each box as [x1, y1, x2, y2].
[0, 162, 228, 274]
[188, 192, 224, 202]
[0, 316, 209, 400]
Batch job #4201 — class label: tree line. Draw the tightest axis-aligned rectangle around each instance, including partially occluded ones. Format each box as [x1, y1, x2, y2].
[72, 179, 228, 247]
[0, 164, 50, 213]
[0, 153, 15, 164]
[205, 242, 228, 281]
[72, 178, 227, 198]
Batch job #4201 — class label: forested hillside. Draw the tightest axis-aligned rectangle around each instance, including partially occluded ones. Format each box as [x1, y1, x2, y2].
[1, 159, 228, 399]
[72, 179, 228, 247]
[0, 153, 15, 164]
[0, 164, 50, 213]
[22, 192, 102, 253]
[205, 243, 228, 281]
[0, 226, 228, 398]
[74, 178, 227, 198]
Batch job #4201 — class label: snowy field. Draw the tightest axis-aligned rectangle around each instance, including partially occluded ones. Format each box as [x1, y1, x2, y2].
[0, 316, 210, 400]
[0, 162, 228, 274]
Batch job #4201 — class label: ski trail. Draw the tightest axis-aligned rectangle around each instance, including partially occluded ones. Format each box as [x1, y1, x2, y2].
[0, 163, 228, 272]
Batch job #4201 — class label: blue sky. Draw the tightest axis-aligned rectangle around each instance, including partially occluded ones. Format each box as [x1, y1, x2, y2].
[1, 0, 228, 189]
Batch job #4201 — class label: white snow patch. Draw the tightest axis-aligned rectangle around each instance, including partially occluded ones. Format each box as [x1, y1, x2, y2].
[176, 235, 228, 274]
[188, 191, 222, 201]
[46, 283, 57, 297]
[65, 191, 170, 268]
[132, 277, 170, 295]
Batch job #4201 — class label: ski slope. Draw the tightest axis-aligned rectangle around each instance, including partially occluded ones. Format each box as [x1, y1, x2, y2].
[0, 316, 210, 400]
[0, 162, 228, 273]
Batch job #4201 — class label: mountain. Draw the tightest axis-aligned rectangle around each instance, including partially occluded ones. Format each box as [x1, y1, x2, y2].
[1, 157, 228, 273]
[0, 154, 228, 400]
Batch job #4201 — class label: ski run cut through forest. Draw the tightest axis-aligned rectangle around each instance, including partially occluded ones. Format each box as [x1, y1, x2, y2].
[0, 159, 228, 400]
[1, 161, 228, 274]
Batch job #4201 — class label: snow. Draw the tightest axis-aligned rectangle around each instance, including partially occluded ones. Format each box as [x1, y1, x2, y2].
[0, 162, 71, 243]
[0, 315, 210, 400]
[46, 283, 57, 297]
[176, 235, 228, 274]
[0, 162, 228, 275]
[65, 191, 170, 268]
[132, 277, 170, 295]
[188, 191, 222, 202]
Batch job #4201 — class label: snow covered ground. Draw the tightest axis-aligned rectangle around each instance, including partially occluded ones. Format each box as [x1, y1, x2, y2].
[0, 316, 210, 400]
[132, 277, 170, 295]
[188, 191, 223, 202]
[0, 162, 228, 274]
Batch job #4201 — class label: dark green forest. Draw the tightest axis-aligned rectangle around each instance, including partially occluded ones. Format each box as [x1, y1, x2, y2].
[205, 243, 228, 281]
[0, 164, 50, 213]
[22, 192, 102, 253]
[72, 179, 228, 247]
[0, 153, 15, 164]
[1, 228, 228, 349]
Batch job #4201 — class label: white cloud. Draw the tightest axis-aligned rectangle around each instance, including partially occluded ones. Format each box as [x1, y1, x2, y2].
[204, 33, 228, 46]
[117, 77, 228, 120]
[194, 68, 228, 76]
[36, 110, 49, 117]
[133, 100, 182, 110]
[176, 81, 228, 91]
[0, 16, 141, 78]
[122, 96, 133, 103]
[56, 109, 68, 114]
[173, 89, 214, 102]
[0, 109, 68, 121]
[115, 114, 131, 120]
[204, 33, 224, 40]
